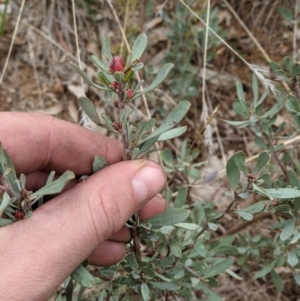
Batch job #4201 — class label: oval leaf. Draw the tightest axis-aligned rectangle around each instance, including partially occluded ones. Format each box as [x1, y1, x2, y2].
[262, 188, 300, 199]
[242, 201, 265, 214]
[133, 63, 174, 99]
[226, 155, 240, 192]
[93, 155, 108, 173]
[204, 258, 234, 278]
[78, 97, 101, 125]
[254, 151, 270, 174]
[140, 208, 189, 228]
[29, 171, 75, 200]
[131, 34, 148, 63]
[174, 187, 188, 208]
[158, 126, 187, 141]
[101, 36, 112, 61]
[271, 270, 284, 292]
[212, 245, 239, 256]
[0, 192, 10, 216]
[150, 281, 180, 291]
[91, 55, 110, 73]
[140, 101, 190, 144]
[70, 62, 110, 91]
[174, 223, 199, 230]
[255, 265, 272, 279]
[235, 211, 253, 221]
[70, 264, 95, 288]
[141, 283, 150, 301]
[280, 218, 296, 241]
[0, 144, 19, 195]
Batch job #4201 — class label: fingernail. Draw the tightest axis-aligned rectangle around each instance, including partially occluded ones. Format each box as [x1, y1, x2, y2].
[132, 166, 165, 205]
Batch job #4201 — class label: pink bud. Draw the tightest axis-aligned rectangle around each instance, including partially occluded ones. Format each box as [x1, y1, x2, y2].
[14, 210, 25, 220]
[112, 121, 122, 131]
[111, 81, 119, 90]
[109, 56, 125, 72]
[126, 89, 133, 98]
[114, 100, 119, 108]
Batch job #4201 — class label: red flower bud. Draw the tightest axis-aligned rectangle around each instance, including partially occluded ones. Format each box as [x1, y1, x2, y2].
[114, 100, 119, 108]
[109, 56, 125, 72]
[14, 210, 25, 220]
[112, 121, 122, 132]
[125, 89, 134, 98]
[111, 81, 119, 90]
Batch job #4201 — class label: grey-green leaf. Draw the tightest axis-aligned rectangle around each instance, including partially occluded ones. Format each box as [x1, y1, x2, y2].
[29, 171, 75, 200]
[174, 187, 188, 208]
[234, 151, 247, 175]
[280, 218, 296, 241]
[140, 101, 190, 144]
[241, 201, 265, 214]
[260, 188, 300, 199]
[138, 135, 159, 155]
[212, 244, 239, 256]
[70, 264, 95, 288]
[126, 253, 139, 270]
[70, 62, 110, 91]
[141, 283, 150, 301]
[0, 192, 10, 217]
[196, 282, 223, 301]
[254, 151, 270, 174]
[78, 97, 101, 125]
[174, 223, 199, 230]
[91, 55, 110, 73]
[204, 258, 234, 278]
[271, 270, 284, 292]
[101, 36, 112, 61]
[93, 155, 108, 173]
[133, 63, 174, 99]
[0, 144, 19, 195]
[235, 211, 253, 221]
[158, 126, 187, 141]
[226, 154, 240, 192]
[140, 208, 189, 228]
[287, 249, 299, 267]
[252, 73, 259, 105]
[255, 265, 272, 279]
[131, 34, 148, 63]
[150, 281, 180, 291]
[236, 81, 245, 103]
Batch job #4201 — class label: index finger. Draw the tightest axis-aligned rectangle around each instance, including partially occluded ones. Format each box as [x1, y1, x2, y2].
[0, 112, 122, 174]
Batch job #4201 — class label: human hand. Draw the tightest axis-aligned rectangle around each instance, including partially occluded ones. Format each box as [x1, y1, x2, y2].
[0, 112, 166, 301]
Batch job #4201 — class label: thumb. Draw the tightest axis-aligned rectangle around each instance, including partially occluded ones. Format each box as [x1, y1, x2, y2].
[0, 160, 166, 301]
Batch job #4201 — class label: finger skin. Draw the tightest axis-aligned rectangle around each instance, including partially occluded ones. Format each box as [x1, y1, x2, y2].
[0, 159, 166, 300]
[88, 241, 126, 266]
[88, 195, 167, 265]
[0, 112, 122, 174]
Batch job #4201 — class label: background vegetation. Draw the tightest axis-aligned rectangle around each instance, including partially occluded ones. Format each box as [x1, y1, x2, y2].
[1, 0, 300, 300]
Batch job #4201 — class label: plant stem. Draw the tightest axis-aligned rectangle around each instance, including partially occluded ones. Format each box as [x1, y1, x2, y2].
[117, 83, 142, 262]
[258, 122, 288, 181]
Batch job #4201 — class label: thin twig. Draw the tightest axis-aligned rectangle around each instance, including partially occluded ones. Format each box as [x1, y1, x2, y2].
[261, 128, 288, 181]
